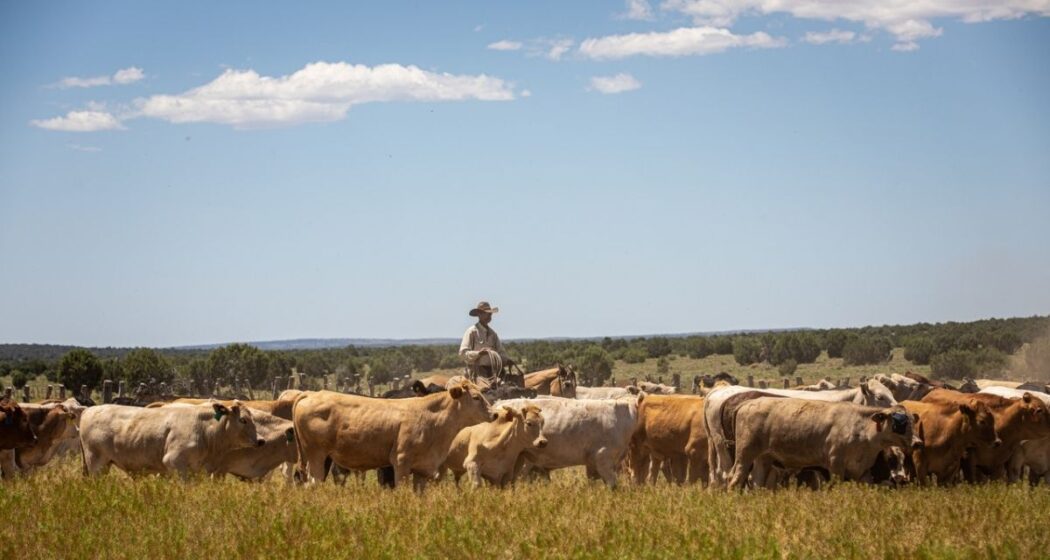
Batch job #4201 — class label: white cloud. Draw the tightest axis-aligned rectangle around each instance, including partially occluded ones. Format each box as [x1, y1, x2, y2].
[131, 61, 515, 128]
[619, 0, 655, 21]
[544, 38, 575, 60]
[487, 40, 523, 51]
[579, 26, 786, 59]
[112, 67, 145, 84]
[588, 73, 642, 94]
[57, 66, 145, 88]
[31, 110, 125, 132]
[520, 89, 532, 97]
[661, 0, 1050, 50]
[803, 29, 857, 45]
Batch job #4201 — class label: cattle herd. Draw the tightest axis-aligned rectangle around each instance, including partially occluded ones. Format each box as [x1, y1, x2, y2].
[2, 367, 1050, 491]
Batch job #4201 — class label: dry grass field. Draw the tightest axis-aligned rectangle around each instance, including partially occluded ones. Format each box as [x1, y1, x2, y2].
[2, 457, 1048, 559]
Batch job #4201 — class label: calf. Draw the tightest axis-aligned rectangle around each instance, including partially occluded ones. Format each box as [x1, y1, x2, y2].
[210, 410, 297, 481]
[902, 399, 999, 485]
[629, 394, 707, 485]
[728, 398, 917, 489]
[443, 404, 546, 487]
[80, 402, 263, 477]
[496, 397, 638, 488]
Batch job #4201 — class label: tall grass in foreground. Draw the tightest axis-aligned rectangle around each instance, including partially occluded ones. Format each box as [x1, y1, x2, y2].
[2, 458, 1048, 559]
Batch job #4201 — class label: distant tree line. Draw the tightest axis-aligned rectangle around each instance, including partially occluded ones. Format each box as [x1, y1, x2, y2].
[1, 315, 1047, 391]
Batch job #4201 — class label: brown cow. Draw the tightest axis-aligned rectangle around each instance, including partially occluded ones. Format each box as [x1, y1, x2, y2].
[1, 404, 78, 478]
[922, 389, 1050, 482]
[523, 366, 577, 398]
[0, 398, 36, 451]
[629, 394, 708, 485]
[902, 399, 999, 485]
[442, 404, 547, 487]
[292, 381, 492, 490]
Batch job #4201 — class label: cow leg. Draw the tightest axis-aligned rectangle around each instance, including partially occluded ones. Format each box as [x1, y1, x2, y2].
[912, 449, 929, 487]
[629, 445, 649, 485]
[412, 472, 429, 493]
[592, 451, 620, 489]
[1007, 451, 1025, 485]
[648, 456, 662, 485]
[0, 450, 18, 479]
[300, 447, 329, 484]
[161, 452, 191, 479]
[465, 447, 482, 488]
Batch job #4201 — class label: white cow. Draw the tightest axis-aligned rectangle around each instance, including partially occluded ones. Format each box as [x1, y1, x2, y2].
[576, 386, 640, 400]
[80, 402, 263, 477]
[704, 379, 898, 488]
[496, 396, 638, 488]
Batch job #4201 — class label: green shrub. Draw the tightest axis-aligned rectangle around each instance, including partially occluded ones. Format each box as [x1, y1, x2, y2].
[58, 349, 103, 392]
[733, 337, 763, 366]
[931, 349, 977, 379]
[904, 337, 935, 365]
[621, 346, 648, 364]
[778, 359, 798, 377]
[842, 336, 892, 366]
[11, 370, 29, 389]
[826, 331, 854, 359]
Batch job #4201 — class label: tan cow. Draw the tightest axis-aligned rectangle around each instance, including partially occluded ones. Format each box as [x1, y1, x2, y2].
[629, 394, 708, 485]
[210, 410, 297, 481]
[728, 398, 918, 489]
[523, 366, 577, 398]
[292, 381, 492, 490]
[162, 393, 299, 420]
[902, 399, 999, 485]
[80, 402, 263, 476]
[443, 404, 547, 487]
[922, 389, 1050, 482]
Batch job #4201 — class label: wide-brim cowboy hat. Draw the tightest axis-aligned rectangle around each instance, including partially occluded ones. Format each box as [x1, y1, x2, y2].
[469, 301, 499, 316]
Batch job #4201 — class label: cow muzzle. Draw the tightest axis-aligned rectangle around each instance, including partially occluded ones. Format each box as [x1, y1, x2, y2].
[256, 438, 266, 447]
[993, 438, 1002, 448]
[534, 437, 548, 449]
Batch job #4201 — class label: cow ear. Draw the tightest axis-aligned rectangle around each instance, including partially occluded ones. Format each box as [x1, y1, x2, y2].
[285, 428, 295, 443]
[960, 403, 975, 417]
[412, 381, 426, 396]
[503, 408, 517, 422]
[449, 386, 464, 399]
[212, 404, 229, 421]
[1022, 392, 1033, 403]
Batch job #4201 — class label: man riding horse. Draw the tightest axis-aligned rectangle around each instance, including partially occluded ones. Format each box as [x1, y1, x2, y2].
[459, 301, 518, 384]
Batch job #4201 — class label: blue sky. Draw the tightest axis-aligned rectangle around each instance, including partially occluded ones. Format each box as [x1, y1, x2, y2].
[1, 1, 1048, 347]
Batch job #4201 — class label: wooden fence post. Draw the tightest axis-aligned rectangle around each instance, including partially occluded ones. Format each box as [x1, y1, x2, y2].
[58, 386, 66, 400]
[783, 378, 790, 389]
[80, 385, 90, 401]
[118, 381, 125, 400]
[758, 380, 768, 389]
[45, 385, 53, 400]
[272, 378, 280, 400]
[102, 380, 113, 404]
[795, 376, 804, 387]
[22, 386, 31, 403]
[747, 375, 754, 387]
[671, 373, 681, 390]
[287, 376, 295, 391]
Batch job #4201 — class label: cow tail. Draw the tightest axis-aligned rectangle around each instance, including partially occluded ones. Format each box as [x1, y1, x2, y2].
[291, 392, 311, 482]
